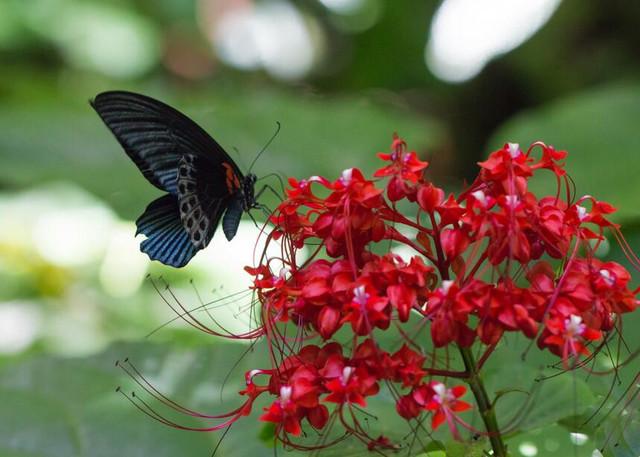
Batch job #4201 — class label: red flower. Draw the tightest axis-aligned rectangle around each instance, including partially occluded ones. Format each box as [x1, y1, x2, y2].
[539, 314, 602, 361]
[260, 386, 304, 435]
[417, 183, 445, 213]
[414, 381, 471, 438]
[342, 284, 390, 335]
[437, 194, 466, 227]
[530, 143, 567, 177]
[324, 364, 379, 407]
[391, 344, 427, 387]
[375, 133, 429, 183]
[425, 280, 476, 347]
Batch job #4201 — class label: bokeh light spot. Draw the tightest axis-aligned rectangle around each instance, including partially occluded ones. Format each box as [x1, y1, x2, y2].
[212, 1, 316, 80]
[0, 302, 41, 354]
[33, 205, 114, 267]
[569, 432, 589, 446]
[100, 223, 148, 297]
[49, 3, 160, 78]
[426, 0, 562, 83]
[518, 442, 538, 456]
[318, 0, 365, 15]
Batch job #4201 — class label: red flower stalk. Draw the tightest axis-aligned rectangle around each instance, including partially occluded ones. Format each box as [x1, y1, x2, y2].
[129, 138, 640, 456]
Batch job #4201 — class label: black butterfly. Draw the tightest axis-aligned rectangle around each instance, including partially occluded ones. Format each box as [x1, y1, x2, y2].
[91, 91, 261, 268]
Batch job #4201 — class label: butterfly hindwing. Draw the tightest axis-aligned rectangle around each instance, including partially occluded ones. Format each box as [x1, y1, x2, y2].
[135, 195, 198, 268]
[177, 154, 231, 248]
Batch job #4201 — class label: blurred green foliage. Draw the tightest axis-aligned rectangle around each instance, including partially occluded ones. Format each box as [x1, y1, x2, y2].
[1, 0, 640, 456]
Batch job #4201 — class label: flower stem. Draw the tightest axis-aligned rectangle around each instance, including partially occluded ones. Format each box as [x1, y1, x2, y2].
[459, 346, 507, 457]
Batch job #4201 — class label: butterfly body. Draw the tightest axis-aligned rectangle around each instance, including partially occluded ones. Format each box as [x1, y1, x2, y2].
[91, 91, 260, 267]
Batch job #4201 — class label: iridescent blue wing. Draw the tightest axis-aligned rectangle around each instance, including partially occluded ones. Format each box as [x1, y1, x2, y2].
[90, 91, 243, 194]
[135, 194, 227, 267]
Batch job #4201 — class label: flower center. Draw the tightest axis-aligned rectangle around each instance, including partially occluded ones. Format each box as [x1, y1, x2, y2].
[507, 142, 521, 159]
[564, 314, 585, 337]
[432, 382, 452, 406]
[576, 205, 588, 221]
[505, 195, 519, 208]
[280, 385, 293, 403]
[353, 285, 369, 306]
[340, 168, 354, 186]
[341, 366, 354, 385]
[441, 280, 454, 295]
[599, 268, 614, 286]
[471, 190, 487, 207]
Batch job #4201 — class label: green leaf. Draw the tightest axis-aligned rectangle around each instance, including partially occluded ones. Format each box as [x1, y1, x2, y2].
[423, 440, 446, 451]
[0, 389, 80, 457]
[592, 410, 640, 457]
[413, 440, 447, 457]
[445, 440, 487, 457]
[506, 423, 599, 457]
[0, 341, 484, 457]
[0, 342, 268, 457]
[484, 344, 596, 433]
[489, 82, 640, 220]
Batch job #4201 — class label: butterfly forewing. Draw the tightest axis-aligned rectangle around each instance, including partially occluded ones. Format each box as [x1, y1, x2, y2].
[91, 91, 243, 194]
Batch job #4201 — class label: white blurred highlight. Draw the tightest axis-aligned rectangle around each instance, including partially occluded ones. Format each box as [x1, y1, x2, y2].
[0, 184, 295, 350]
[0, 303, 41, 354]
[212, 1, 316, 80]
[33, 205, 114, 267]
[100, 222, 149, 297]
[569, 432, 589, 446]
[518, 442, 538, 456]
[318, 0, 365, 14]
[51, 4, 159, 78]
[426, 0, 562, 83]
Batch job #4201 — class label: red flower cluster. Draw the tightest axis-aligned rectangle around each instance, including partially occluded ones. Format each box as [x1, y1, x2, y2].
[255, 341, 420, 441]
[125, 137, 639, 452]
[237, 138, 638, 448]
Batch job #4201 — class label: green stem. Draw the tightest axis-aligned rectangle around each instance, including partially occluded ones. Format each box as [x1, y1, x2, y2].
[459, 346, 507, 457]
[427, 209, 506, 455]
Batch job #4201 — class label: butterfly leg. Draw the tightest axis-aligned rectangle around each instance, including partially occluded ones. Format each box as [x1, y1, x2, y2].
[257, 204, 273, 220]
[257, 172, 286, 197]
[247, 210, 262, 231]
[254, 184, 283, 203]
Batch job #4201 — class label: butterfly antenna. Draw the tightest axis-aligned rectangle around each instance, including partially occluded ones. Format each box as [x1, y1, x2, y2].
[248, 121, 281, 173]
[231, 146, 248, 170]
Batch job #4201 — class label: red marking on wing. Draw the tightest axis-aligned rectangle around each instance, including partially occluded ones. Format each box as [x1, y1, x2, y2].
[222, 162, 241, 192]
